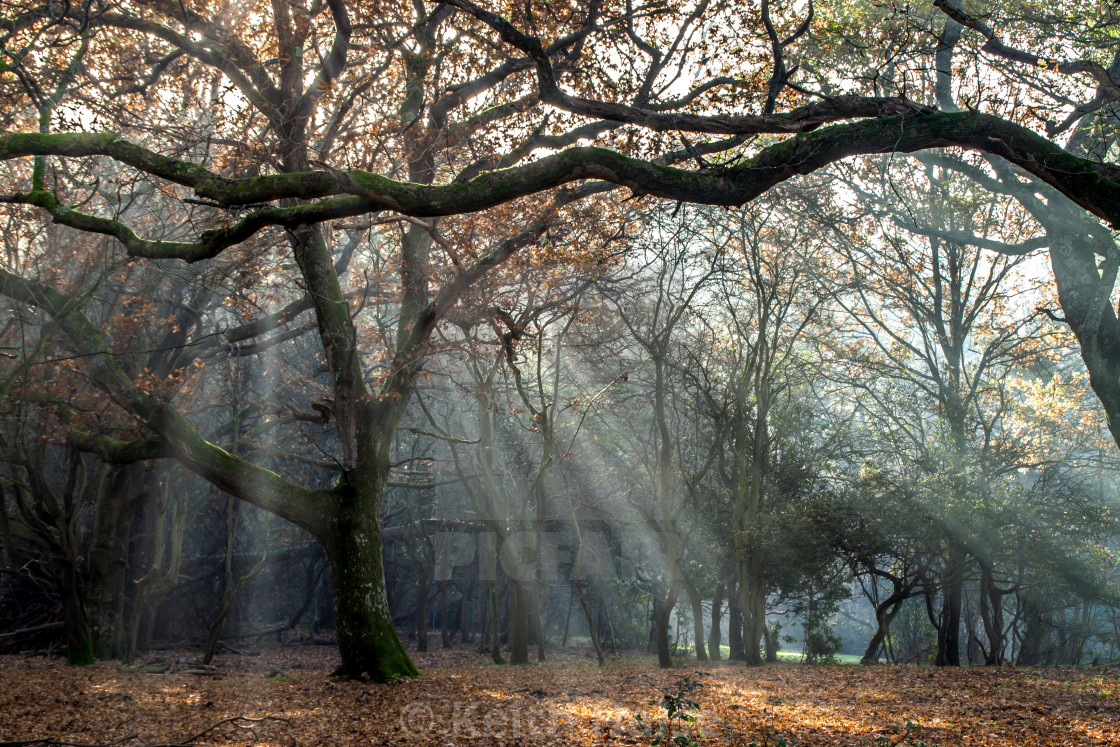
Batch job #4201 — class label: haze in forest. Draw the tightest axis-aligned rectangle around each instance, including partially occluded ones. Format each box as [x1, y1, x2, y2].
[0, 0, 1118, 704]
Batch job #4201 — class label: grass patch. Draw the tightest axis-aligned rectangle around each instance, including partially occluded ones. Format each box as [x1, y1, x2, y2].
[701, 646, 863, 664]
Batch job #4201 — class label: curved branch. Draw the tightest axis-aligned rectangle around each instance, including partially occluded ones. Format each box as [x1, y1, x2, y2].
[68, 431, 170, 463]
[295, 0, 352, 119]
[4, 4, 284, 122]
[435, 0, 931, 133]
[933, 0, 1119, 134]
[429, 57, 534, 129]
[91, 11, 283, 124]
[0, 268, 337, 537]
[933, 0, 1118, 91]
[3, 112, 1120, 264]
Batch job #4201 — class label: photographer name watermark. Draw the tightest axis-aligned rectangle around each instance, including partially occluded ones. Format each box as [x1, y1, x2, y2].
[397, 697, 635, 743]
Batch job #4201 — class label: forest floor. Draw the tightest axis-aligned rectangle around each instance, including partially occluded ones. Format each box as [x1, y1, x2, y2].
[0, 643, 1118, 746]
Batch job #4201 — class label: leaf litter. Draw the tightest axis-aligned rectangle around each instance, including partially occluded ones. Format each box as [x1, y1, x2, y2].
[0, 646, 1117, 746]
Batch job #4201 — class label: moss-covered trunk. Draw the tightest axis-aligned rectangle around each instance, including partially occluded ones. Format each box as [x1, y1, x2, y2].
[85, 466, 142, 660]
[286, 213, 419, 680]
[324, 464, 417, 681]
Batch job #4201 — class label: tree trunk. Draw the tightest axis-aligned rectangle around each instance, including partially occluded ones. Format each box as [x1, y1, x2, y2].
[739, 556, 765, 666]
[203, 497, 239, 666]
[762, 622, 778, 663]
[656, 583, 681, 668]
[1045, 210, 1120, 451]
[708, 580, 723, 662]
[415, 565, 430, 653]
[935, 553, 965, 667]
[732, 360, 769, 668]
[728, 580, 745, 661]
[978, 562, 1005, 665]
[324, 472, 418, 681]
[441, 580, 452, 648]
[862, 614, 889, 665]
[488, 581, 505, 664]
[534, 585, 546, 663]
[600, 585, 617, 653]
[289, 207, 420, 681]
[681, 575, 708, 661]
[861, 579, 916, 665]
[561, 588, 574, 647]
[459, 579, 473, 644]
[60, 563, 93, 666]
[575, 581, 605, 666]
[509, 578, 530, 664]
[126, 481, 193, 663]
[863, 602, 901, 665]
[84, 466, 140, 660]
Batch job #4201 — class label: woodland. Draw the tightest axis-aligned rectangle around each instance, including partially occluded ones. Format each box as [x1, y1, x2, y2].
[1, 0, 1120, 743]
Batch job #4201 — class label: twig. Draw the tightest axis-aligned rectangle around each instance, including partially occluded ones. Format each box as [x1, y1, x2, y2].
[152, 715, 293, 746]
[0, 621, 64, 639]
[0, 737, 138, 747]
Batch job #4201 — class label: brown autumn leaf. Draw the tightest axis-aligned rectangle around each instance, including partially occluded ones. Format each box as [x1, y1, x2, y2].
[1, 646, 1118, 747]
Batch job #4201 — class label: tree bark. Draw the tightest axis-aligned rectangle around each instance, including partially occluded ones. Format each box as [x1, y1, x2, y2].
[728, 581, 745, 661]
[441, 581, 452, 648]
[509, 579, 530, 664]
[934, 551, 965, 667]
[681, 575, 708, 661]
[84, 466, 142, 660]
[488, 581, 505, 664]
[324, 466, 418, 680]
[656, 583, 681, 668]
[575, 580, 606, 666]
[708, 580, 723, 662]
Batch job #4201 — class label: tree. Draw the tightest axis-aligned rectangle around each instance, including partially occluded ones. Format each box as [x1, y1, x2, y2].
[703, 194, 836, 665]
[600, 207, 720, 667]
[825, 151, 1050, 665]
[922, 0, 1120, 451]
